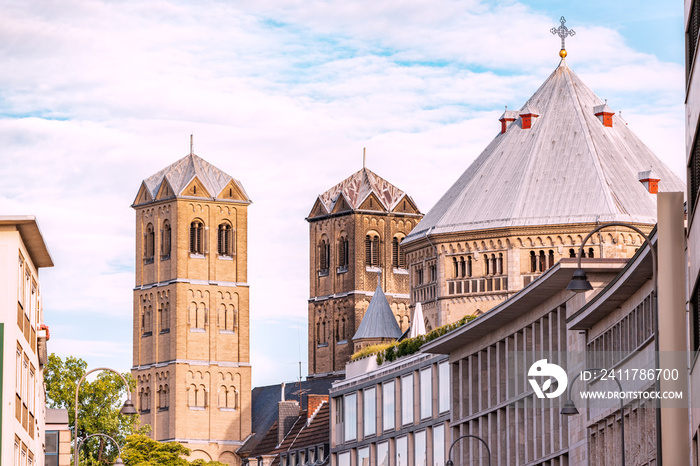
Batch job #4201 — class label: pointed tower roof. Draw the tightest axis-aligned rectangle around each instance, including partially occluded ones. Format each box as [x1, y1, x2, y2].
[133, 152, 250, 206]
[353, 282, 402, 341]
[404, 60, 685, 244]
[309, 167, 420, 218]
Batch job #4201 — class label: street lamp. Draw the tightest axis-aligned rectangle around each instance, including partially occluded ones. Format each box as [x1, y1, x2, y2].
[445, 434, 491, 466]
[561, 368, 625, 466]
[74, 367, 138, 466]
[76, 432, 125, 465]
[566, 222, 659, 461]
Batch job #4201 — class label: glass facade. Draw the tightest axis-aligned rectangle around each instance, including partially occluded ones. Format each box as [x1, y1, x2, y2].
[432, 425, 445, 466]
[358, 447, 370, 466]
[401, 375, 413, 425]
[382, 381, 394, 431]
[344, 393, 357, 442]
[377, 441, 389, 466]
[419, 368, 432, 419]
[438, 362, 450, 413]
[396, 436, 408, 466]
[364, 387, 376, 437]
[415, 430, 427, 466]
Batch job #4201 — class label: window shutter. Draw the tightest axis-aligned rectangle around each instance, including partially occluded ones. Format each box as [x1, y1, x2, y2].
[227, 227, 233, 256]
[218, 226, 223, 255]
[365, 236, 371, 265]
[190, 224, 195, 253]
[202, 225, 207, 254]
[372, 236, 380, 266]
[392, 238, 398, 267]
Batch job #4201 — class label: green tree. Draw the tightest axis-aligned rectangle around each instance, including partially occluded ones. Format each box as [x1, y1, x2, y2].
[121, 435, 226, 466]
[44, 354, 143, 465]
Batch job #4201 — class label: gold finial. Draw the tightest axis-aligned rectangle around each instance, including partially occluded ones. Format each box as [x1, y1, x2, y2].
[551, 17, 575, 58]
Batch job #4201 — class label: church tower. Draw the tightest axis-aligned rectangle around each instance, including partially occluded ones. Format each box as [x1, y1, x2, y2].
[131, 147, 252, 465]
[307, 165, 422, 375]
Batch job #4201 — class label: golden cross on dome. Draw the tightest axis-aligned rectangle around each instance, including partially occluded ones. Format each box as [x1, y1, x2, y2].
[551, 16, 575, 58]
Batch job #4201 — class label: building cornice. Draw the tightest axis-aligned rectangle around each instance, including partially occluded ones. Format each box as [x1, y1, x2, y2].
[308, 290, 410, 303]
[132, 360, 252, 371]
[135, 278, 249, 290]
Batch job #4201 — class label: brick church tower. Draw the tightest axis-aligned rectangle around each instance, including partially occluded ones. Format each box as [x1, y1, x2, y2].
[307, 165, 423, 375]
[131, 146, 252, 465]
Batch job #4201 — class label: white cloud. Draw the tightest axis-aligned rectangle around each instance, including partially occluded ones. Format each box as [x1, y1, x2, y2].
[0, 0, 685, 385]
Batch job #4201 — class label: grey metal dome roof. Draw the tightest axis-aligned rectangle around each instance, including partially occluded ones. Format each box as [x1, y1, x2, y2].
[404, 60, 685, 245]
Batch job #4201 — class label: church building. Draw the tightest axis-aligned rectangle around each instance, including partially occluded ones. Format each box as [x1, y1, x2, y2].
[131, 147, 252, 465]
[307, 165, 423, 375]
[402, 48, 685, 329]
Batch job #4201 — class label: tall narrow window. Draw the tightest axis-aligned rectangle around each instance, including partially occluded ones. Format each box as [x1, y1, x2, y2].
[484, 257, 490, 275]
[569, 248, 576, 258]
[363, 387, 376, 437]
[497, 253, 503, 275]
[144, 223, 155, 262]
[401, 375, 413, 425]
[589, 247, 595, 258]
[467, 256, 472, 277]
[538, 250, 546, 272]
[338, 236, 349, 268]
[218, 223, 233, 256]
[190, 220, 204, 254]
[392, 237, 406, 268]
[419, 368, 432, 419]
[319, 239, 330, 272]
[382, 381, 395, 431]
[460, 257, 466, 277]
[548, 250, 555, 269]
[160, 303, 169, 332]
[344, 393, 357, 442]
[161, 221, 171, 259]
[530, 251, 537, 273]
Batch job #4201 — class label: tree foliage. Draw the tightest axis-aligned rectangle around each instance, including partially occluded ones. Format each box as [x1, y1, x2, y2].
[44, 354, 143, 465]
[121, 435, 226, 466]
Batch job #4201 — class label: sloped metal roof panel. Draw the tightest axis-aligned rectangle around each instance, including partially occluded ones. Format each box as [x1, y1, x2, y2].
[404, 60, 685, 244]
[352, 285, 402, 340]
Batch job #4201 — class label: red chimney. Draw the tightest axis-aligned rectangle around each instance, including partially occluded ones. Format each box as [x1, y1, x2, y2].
[638, 170, 661, 194]
[594, 102, 615, 128]
[499, 109, 518, 134]
[519, 106, 539, 130]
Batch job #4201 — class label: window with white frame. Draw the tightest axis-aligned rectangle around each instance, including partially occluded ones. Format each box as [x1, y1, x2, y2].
[18, 257, 24, 307]
[343, 393, 357, 442]
[420, 368, 432, 419]
[438, 361, 450, 413]
[401, 375, 413, 425]
[364, 387, 376, 437]
[382, 381, 394, 431]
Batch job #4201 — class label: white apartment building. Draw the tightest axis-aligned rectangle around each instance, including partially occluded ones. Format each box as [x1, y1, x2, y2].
[0, 216, 54, 466]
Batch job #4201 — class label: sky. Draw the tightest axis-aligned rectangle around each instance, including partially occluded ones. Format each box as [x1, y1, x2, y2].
[0, 0, 686, 387]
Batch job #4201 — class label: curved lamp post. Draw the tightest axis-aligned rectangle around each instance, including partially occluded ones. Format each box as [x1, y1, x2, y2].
[76, 432, 125, 465]
[566, 222, 659, 462]
[74, 367, 138, 466]
[445, 434, 491, 466]
[561, 368, 625, 466]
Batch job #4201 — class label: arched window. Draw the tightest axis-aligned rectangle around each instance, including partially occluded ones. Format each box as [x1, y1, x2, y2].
[218, 223, 233, 256]
[162, 384, 169, 409]
[192, 303, 205, 329]
[392, 236, 406, 269]
[453, 258, 459, 278]
[190, 220, 204, 254]
[569, 248, 576, 258]
[322, 319, 326, 343]
[467, 256, 472, 277]
[144, 223, 155, 263]
[144, 306, 152, 334]
[195, 385, 207, 408]
[319, 239, 330, 272]
[159, 303, 169, 332]
[341, 317, 346, 340]
[334, 319, 340, 341]
[365, 234, 380, 267]
[316, 321, 321, 344]
[588, 247, 595, 258]
[429, 264, 437, 282]
[460, 257, 466, 277]
[416, 266, 424, 285]
[548, 250, 555, 269]
[144, 387, 151, 411]
[484, 257, 490, 275]
[530, 251, 537, 273]
[497, 253, 503, 275]
[538, 251, 546, 272]
[490, 254, 497, 276]
[161, 221, 171, 259]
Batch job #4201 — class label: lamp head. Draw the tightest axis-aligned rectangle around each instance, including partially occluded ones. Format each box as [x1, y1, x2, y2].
[120, 399, 138, 415]
[445, 460, 453, 466]
[567, 269, 593, 293]
[115, 458, 124, 465]
[560, 399, 579, 416]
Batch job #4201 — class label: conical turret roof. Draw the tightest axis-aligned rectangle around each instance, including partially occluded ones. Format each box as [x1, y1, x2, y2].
[404, 60, 685, 244]
[353, 283, 402, 341]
